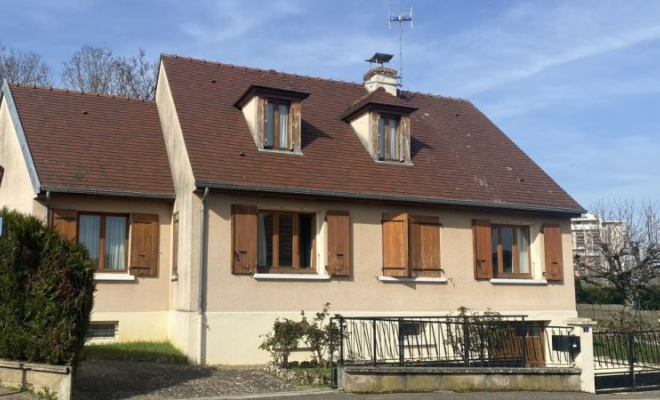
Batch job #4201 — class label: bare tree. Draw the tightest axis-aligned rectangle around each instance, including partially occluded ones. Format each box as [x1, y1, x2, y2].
[0, 45, 53, 86]
[61, 45, 117, 94]
[576, 200, 660, 315]
[114, 49, 157, 99]
[61, 45, 157, 99]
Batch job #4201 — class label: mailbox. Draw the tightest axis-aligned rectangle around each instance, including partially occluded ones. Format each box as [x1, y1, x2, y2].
[569, 336, 581, 354]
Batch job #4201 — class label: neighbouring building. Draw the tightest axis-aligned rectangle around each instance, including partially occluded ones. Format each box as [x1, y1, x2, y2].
[571, 213, 626, 276]
[0, 53, 585, 365]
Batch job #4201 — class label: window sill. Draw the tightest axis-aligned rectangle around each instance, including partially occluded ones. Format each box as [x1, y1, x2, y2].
[253, 273, 330, 281]
[489, 278, 547, 285]
[378, 276, 447, 283]
[258, 148, 303, 156]
[94, 273, 135, 282]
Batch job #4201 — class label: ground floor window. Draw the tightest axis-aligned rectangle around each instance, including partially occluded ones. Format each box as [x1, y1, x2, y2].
[257, 211, 316, 272]
[78, 213, 128, 272]
[491, 225, 530, 278]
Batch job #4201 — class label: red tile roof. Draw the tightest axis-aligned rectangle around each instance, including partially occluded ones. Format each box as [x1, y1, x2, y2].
[8, 84, 174, 197]
[162, 55, 582, 214]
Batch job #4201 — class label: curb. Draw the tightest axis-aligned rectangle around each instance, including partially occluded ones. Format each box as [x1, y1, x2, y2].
[176, 389, 338, 400]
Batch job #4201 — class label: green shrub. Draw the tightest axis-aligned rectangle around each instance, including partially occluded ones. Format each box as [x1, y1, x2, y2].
[575, 279, 624, 305]
[0, 208, 95, 368]
[259, 317, 304, 368]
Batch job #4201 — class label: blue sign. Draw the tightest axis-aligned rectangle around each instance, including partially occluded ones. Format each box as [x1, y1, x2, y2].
[583, 327, 589, 333]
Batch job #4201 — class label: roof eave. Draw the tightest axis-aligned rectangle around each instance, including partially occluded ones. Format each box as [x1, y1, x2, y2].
[40, 186, 175, 200]
[195, 181, 585, 216]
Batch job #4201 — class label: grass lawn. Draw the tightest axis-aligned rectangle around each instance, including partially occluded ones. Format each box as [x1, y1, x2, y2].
[84, 341, 188, 364]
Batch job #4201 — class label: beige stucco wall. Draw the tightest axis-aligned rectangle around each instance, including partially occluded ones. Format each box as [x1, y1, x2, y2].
[45, 195, 173, 315]
[192, 192, 577, 364]
[0, 100, 38, 214]
[156, 63, 201, 315]
[350, 112, 371, 157]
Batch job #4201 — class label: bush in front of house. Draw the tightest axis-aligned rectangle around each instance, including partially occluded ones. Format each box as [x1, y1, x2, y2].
[0, 208, 95, 368]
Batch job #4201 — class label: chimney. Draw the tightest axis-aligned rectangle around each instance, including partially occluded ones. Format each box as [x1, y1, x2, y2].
[364, 53, 398, 96]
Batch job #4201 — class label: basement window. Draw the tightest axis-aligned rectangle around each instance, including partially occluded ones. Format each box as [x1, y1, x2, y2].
[86, 322, 118, 339]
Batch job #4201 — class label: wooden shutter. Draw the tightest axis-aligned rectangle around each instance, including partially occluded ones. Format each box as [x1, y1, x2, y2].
[327, 210, 350, 276]
[370, 112, 380, 159]
[231, 204, 257, 274]
[291, 101, 302, 151]
[130, 214, 159, 277]
[473, 219, 493, 280]
[409, 215, 441, 277]
[400, 115, 411, 162]
[544, 224, 564, 281]
[256, 96, 266, 148]
[50, 209, 78, 241]
[382, 213, 408, 276]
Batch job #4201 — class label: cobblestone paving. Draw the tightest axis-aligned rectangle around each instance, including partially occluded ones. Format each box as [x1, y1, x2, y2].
[72, 360, 303, 399]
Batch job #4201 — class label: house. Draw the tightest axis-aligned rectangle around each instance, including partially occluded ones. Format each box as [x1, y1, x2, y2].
[0, 53, 584, 365]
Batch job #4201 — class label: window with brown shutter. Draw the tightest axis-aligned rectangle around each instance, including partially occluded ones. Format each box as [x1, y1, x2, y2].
[51, 209, 78, 241]
[382, 213, 409, 276]
[231, 204, 258, 274]
[473, 219, 493, 280]
[543, 224, 564, 281]
[129, 214, 159, 277]
[327, 210, 350, 276]
[409, 215, 442, 277]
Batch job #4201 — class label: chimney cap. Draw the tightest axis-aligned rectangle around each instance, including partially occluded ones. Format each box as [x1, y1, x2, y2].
[365, 53, 393, 66]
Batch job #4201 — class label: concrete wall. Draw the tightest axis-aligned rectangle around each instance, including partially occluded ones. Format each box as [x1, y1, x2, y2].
[0, 360, 71, 400]
[191, 192, 577, 364]
[0, 99, 37, 214]
[339, 366, 581, 393]
[577, 304, 660, 325]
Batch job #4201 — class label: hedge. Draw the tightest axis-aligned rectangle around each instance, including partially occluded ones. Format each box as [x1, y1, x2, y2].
[0, 208, 95, 368]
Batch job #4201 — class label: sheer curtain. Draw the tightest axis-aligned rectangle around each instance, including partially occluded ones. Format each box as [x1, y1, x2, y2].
[279, 104, 289, 148]
[79, 215, 101, 269]
[389, 118, 399, 159]
[518, 228, 529, 274]
[105, 216, 126, 270]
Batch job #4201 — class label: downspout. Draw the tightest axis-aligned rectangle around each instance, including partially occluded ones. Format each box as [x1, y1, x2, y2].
[197, 187, 210, 365]
[44, 191, 51, 226]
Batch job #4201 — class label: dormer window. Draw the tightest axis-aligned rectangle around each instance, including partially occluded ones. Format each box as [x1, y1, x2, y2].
[342, 88, 417, 163]
[265, 98, 290, 150]
[235, 85, 309, 153]
[378, 115, 400, 161]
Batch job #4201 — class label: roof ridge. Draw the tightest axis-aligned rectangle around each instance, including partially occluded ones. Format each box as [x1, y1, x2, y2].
[161, 53, 473, 104]
[161, 53, 366, 89]
[7, 82, 155, 103]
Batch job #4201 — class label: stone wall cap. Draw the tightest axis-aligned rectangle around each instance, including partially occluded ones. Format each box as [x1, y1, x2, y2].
[566, 317, 598, 327]
[342, 366, 580, 375]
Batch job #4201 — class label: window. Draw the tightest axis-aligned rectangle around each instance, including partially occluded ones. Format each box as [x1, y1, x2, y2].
[575, 231, 585, 248]
[50, 209, 160, 277]
[382, 213, 441, 277]
[78, 213, 128, 272]
[473, 220, 564, 282]
[265, 98, 291, 150]
[491, 225, 531, 278]
[257, 211, 316, 272]
[378, 115, 401, 161]
[86, 322, 118, 339]
[231, 205, 351, 276]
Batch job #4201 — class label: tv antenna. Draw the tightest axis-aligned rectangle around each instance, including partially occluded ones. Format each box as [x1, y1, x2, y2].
[389, 3, 413, 88]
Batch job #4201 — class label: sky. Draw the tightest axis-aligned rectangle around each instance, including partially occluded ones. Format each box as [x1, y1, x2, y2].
[1, 0, 659, 211]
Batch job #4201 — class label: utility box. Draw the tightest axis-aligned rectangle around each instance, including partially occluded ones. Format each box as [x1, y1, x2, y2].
[569, 335, 581, 354]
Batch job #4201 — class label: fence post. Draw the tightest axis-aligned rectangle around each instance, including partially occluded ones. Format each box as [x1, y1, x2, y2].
[521, 321, 527, 367]
[627, 332, 636, 391]
[398, 318, 404, 366]
[567, 317, 597, 393]
[463, 316, 470, 367]
[339, 315, 345, 368]
[372, 319, 377, 366]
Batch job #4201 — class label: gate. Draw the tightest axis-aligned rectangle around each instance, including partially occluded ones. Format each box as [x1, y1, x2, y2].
[593, 330, 660, 393]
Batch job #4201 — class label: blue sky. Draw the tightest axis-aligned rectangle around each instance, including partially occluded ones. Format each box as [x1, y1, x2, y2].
[2, 0, 659, 211]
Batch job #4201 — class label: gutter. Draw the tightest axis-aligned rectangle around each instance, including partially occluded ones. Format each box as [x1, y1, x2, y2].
[40, 186, 175, 200]
[197, 187, 210, 365]
[194, 181, 586, 216]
